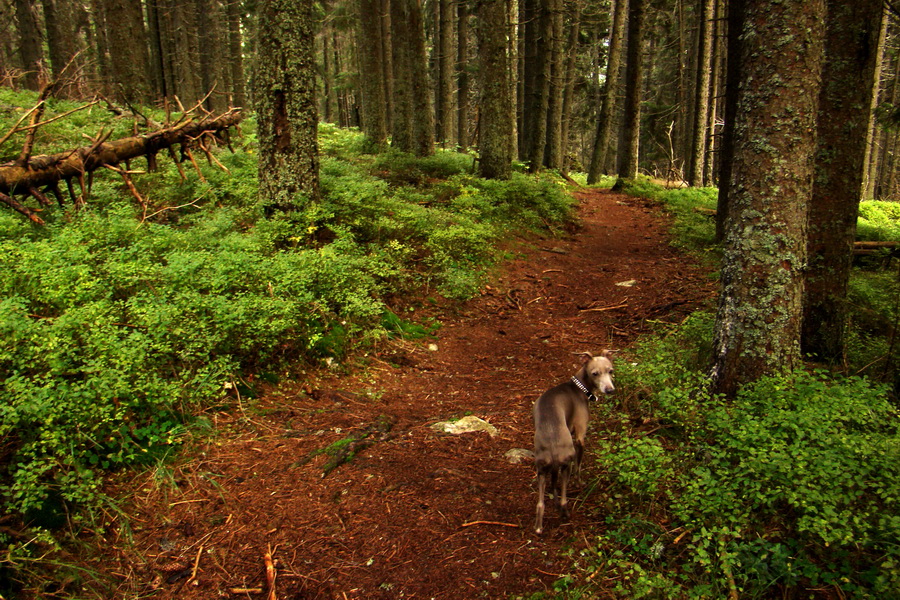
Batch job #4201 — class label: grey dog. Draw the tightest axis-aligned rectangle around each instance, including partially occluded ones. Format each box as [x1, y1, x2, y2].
[533, 350, 615, 534]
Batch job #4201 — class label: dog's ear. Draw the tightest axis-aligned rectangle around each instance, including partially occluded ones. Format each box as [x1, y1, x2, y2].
[600, 349, 615, 359]
[578, 352, 593, 364]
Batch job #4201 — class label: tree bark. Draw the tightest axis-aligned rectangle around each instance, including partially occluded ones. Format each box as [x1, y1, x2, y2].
[41, 0, 80, 97]
[802, 0, 883, 365]
[226, 0, 246, 106]
[457, 0, 470, 149]
[390, 0, 415, 152]
[526, 0, 552, 171]
[477, 0, 513, 179]
[709, 0, 826, 398]
[436, 0, 455, 147]
[559, 0, 581, 173]
[255, 0, 320, 211]
[544, 0, 564, 169]
[408, 0, 435, 156]
[614, 0, 645, 183]
[14, 0, 43, 90]
[357, 0, 389, 146]
[687, 0, 714, 187]
[588, 0, 626, 183]
[102, 0, 153, 104]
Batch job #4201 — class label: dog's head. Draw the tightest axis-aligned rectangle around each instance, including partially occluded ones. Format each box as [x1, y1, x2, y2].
[579, 350, 615, 395]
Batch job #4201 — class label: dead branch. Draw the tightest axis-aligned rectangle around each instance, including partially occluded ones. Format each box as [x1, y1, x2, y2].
[0, 108, 242, 221]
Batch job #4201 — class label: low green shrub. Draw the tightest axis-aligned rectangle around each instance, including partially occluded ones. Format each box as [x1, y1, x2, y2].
[578, 316, 900, 599]
[857, 201, 900, 242]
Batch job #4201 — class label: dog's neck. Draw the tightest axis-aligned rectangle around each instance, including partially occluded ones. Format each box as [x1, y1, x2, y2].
[571, 374, 597, 402]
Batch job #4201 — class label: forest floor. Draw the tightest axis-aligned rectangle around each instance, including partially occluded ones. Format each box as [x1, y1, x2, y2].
[105, 187, 717, 599]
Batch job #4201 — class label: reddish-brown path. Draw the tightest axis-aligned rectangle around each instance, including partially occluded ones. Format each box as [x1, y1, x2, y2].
[107, 188, 715, 599]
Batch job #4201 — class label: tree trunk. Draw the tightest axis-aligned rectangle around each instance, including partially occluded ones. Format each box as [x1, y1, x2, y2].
[862, 10, 889, 200]
[357, 0, 389, 145]
[709, 0, 826, 398]
[102, 0, 152, 104]
[614, 0, 645, 183]
[802, 0, 883, 365]
[14, 0, 43, 90]
[559, 1, 581, 173]
[714, 0, 743, 241]
[381, 0, 393, 132]
[477, 0, 513, 179]
[198, 0, 229, 112]
[255, 0, 320, 211]
[390, 0, 415, 152]
[526, 0, 552, 171]
[407, 0, 435, 156]
[41, 0, 80, 97]
[587, 0, 627, 183]
[544, 0, 564, 169]
[226, 0, 246, 106]
[687, 0, 714, 187]
[457, 0, 470, 148]
[436, 0, 455, 147]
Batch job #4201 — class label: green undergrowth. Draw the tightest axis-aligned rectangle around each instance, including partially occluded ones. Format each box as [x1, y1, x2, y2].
[0, 90, 574, 595]
[604, 176, 719, 259]
[552, 312, 900, 599]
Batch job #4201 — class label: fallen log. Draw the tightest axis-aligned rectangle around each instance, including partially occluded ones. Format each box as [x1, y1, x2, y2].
[0, 108, 243, 223]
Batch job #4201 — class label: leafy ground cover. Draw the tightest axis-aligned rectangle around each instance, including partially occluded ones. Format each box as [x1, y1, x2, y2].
[0, 91, 574, 595]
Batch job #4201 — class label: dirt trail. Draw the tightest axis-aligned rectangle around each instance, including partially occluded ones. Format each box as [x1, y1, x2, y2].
[111, 188, 715, 599]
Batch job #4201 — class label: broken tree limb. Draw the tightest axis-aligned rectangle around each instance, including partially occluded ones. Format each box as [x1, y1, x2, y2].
[0, 109, 242, 217]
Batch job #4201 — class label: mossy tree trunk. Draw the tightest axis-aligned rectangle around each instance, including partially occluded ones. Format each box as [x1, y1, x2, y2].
[709, 0, 826, 398]
[476, 0, 513, 179]
[802, 0, 883, 365]
[255, 0, 321, 212]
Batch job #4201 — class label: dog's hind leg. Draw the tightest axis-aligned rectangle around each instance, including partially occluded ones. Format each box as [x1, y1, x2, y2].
[558, 463, 571, 520]
[535, 467, 548, 534]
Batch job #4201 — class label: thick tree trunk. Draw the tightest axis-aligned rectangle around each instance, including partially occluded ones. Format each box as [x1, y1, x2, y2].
[14, 0, 43, 90]
[102, 0, 153, 104]
[477, 0, 513, 179]
[390, 0, 415, 152]
[198, 0, 229, 112]
[802, 0, 883, 365]
[544, 0, 564, 169]
[255, 0, 320, 211]
[41, 0, 80, 97]
[407, 0, 435, 156]
[614, 0, 645, 183]
[710, 0, 826, 398]
[357, 0, 389, 145]
[526, 0, 552, 171]
[587, 0, 627, 184]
